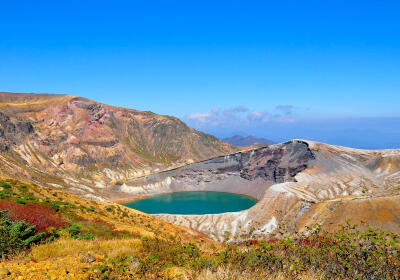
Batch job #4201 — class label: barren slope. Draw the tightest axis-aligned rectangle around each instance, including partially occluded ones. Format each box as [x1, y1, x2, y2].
[0, 92, 236, 200]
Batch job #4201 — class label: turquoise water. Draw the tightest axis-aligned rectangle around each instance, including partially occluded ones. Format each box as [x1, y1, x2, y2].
[124, 191, 257, 214]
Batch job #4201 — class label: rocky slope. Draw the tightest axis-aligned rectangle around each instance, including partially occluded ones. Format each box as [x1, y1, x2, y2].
[118, 140, 315, 199]
[0, 92, 236, 200]
[119, 140, 400, 241]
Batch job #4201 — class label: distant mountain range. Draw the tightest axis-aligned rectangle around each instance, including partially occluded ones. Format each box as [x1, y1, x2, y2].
[223, 135, 276, 146]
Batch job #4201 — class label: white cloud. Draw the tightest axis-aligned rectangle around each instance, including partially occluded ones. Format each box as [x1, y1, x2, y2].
[184, 105, 296, 128]
[247, 111, 267, 122]
[186, 112, 211, 123]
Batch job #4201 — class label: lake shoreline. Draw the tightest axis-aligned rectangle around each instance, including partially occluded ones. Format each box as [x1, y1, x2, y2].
[112, 193, 154, 204]
[121, 191, 258, 215]
[114, 190, 259, 205]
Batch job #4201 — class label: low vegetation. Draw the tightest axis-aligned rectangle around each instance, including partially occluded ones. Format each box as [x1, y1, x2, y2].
[0, 209, 44, 258]
[86, 222, 400, 279]
[0, 178, 399, 279]
[0, 200, 66, 231]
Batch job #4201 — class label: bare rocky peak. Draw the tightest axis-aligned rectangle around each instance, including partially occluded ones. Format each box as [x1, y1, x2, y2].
[0, 92, 236, 195]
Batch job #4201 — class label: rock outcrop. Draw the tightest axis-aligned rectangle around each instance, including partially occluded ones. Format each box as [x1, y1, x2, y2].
[0, 112, 34, 151]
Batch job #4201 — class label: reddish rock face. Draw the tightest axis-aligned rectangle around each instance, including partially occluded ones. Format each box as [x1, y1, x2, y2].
[0, 92, 237, 196]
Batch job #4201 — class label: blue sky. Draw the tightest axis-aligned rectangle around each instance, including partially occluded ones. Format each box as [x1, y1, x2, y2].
[1, 1, 399, 148]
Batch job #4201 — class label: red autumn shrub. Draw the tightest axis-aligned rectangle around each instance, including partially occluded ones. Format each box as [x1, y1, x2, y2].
[297, 235, 336, 248]
[267, 237, 280, 244]
[248, 240, 259, 245]
[0, 200, 67, 231]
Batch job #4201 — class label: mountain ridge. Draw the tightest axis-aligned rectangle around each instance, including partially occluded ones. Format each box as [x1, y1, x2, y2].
[0, 92, 237, 200]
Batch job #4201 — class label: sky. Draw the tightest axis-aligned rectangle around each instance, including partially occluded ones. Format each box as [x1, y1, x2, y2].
[1, 1, 399, 149]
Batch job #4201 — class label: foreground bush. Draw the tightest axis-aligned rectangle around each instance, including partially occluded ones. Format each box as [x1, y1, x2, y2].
[89, 222, 400, 279]
[220, 223, 400, 279]
[55, 224, 96, 241]
[0, 210, 45, 258]
[0, 205, 95, 258]
[0, 200, 66, 231]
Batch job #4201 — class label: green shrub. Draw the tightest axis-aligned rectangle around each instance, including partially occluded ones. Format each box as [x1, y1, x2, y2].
[15, 198, 26, 205]
[0, 210, 45, 258]
[23, 193, 36, 201]
[47, 200, 76, 213]
[57, 224, 96, 240]
[0, 193, 9, 199]
[0, 183, 12, 189]
[91, 254, 132, 279]
[76, 232, 96, 240]
[50, 202, 60, 212]
[63, 224, 82, 236]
